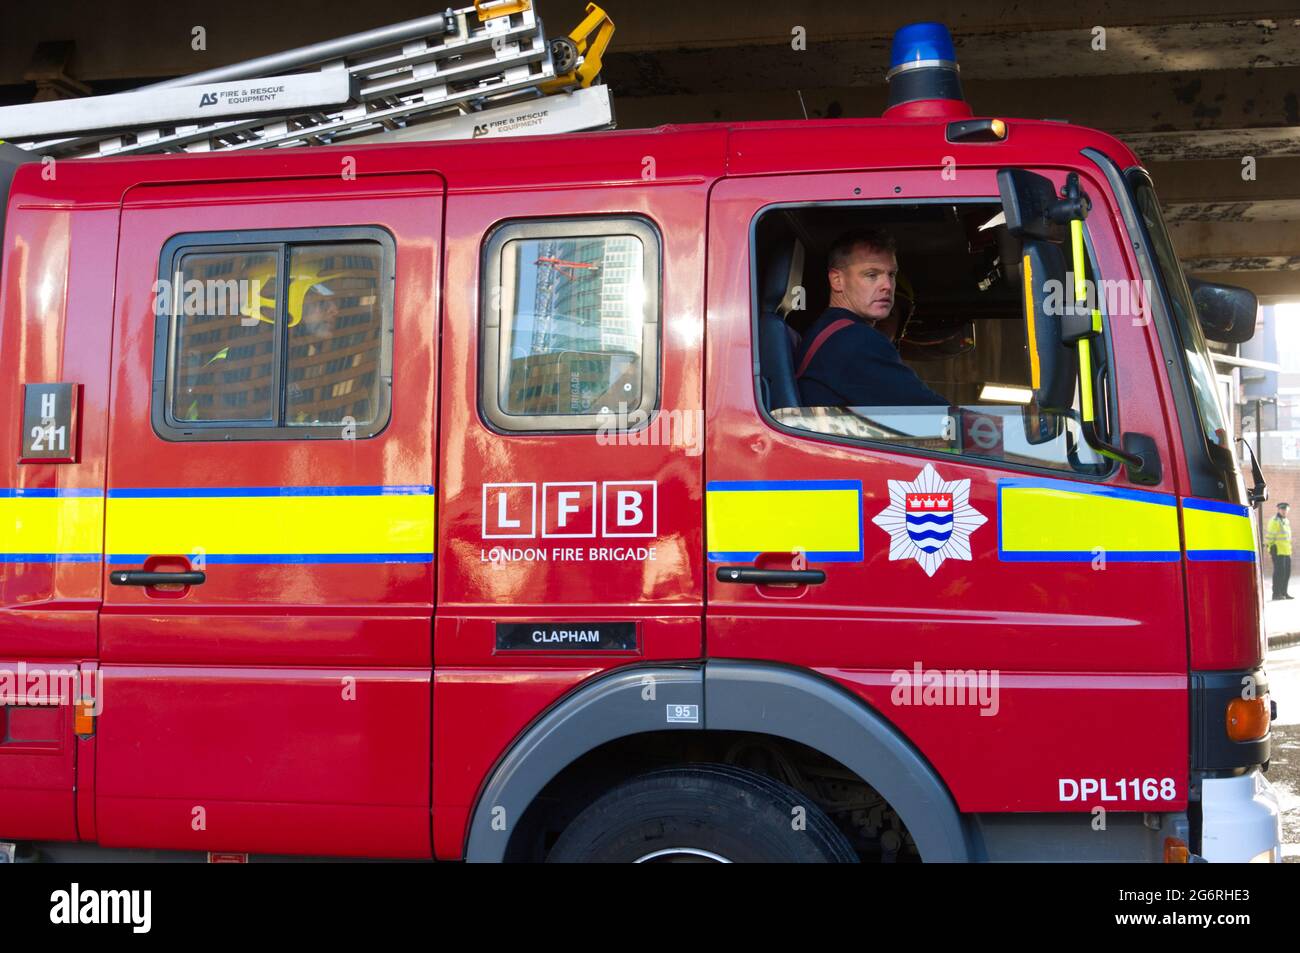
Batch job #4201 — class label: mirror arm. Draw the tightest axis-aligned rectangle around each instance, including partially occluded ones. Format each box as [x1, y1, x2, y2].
[1078, 417, 1138, 465]
[1049, 172, 1092, 224]
[1235, 437, 1268, 507]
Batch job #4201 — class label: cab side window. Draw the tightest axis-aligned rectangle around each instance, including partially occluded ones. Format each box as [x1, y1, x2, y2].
[754, 203, 1110, 476]
[155, 227, 395, 441]
[480, 217, 661, 433]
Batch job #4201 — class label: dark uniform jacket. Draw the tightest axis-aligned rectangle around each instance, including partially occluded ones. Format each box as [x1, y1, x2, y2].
[795, 307, 947, 407]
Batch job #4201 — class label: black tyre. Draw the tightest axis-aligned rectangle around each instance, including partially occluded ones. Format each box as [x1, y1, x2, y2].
[547, 763, 858, 863]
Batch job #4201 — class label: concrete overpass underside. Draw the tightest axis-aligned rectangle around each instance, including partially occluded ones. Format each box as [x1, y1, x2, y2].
[3, 1, 1299, 298]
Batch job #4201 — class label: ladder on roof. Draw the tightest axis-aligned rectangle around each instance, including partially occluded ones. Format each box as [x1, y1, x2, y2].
[0, 1, 615, 158]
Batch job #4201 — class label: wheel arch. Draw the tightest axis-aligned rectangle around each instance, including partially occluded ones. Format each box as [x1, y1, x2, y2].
[462, 660, 972, 862]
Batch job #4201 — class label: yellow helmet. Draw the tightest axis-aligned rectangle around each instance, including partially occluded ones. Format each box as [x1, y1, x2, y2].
[236, 258, 343, 328]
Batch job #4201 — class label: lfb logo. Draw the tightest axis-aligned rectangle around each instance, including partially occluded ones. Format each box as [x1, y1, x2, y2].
[872, 464, 986, 577]
[483, 481, 656, 539]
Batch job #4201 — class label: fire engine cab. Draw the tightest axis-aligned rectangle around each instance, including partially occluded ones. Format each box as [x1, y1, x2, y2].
[0, 13, 1283, 862]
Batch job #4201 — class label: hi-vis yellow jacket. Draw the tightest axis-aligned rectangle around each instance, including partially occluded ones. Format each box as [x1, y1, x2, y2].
[1266, 515, 1292, 556]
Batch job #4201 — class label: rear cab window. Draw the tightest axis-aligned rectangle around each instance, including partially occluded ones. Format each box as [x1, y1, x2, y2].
[479, 216, 661, 433]
[155, 226, 395, 441]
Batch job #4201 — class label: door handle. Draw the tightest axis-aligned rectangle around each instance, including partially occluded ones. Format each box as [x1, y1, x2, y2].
[110, 570, 206, 586]
[715, 566, 826, 585]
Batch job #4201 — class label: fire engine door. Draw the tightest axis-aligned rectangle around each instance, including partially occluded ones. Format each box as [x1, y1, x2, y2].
[97, 173, 442, 857]
[704, 165, 1190, 816]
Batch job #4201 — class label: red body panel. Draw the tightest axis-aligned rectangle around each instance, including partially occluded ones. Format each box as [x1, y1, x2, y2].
[1185, 560, 1265, 670]
[95, 666, 430, 856]
[0, 115, 1260, 859]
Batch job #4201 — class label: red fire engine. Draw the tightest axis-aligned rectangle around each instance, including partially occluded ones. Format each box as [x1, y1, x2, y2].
[0, 11, 1282, 862]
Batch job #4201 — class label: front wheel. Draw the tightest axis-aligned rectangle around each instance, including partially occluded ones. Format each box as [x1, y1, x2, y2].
[546, 763, 858, 863]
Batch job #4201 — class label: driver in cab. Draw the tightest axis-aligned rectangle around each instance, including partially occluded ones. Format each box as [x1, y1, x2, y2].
[795, 228, 947, 408]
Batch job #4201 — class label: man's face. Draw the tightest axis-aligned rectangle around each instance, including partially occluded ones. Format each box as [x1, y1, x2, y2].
[299, 297, 337, 337]
[829, 245, 897, 321]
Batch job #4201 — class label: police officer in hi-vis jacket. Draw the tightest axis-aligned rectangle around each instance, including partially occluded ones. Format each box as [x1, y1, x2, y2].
[1266, 501, 1292, 600]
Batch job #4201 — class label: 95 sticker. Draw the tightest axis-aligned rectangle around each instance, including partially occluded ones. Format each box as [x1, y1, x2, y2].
[666, 704, 699, 724]
[1059, 777, 1177, 802]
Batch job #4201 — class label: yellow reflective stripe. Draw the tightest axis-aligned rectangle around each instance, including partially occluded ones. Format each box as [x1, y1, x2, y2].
[1183, 500, 1255, 561]
[1023, 253, 1040, 390]
[1078, 338, 1095, 423]
[105, 493, 435, 556]
[0, 496, 103, 557]
[707, 481, 861, 560]
[1071, 219, 1086, 300]
[999, 479, 1180, 561]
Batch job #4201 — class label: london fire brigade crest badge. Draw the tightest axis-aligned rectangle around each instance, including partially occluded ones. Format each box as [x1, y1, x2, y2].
[871, 464, 987, 576]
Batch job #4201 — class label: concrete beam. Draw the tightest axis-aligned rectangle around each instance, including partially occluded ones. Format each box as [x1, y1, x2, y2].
[1164, 198, 1300, 222]
[602, 20, 1300, 95]
[3, 2, 1300, 85]
[1144, 156, 1300, 202]
[611, 68, 1300, 160]
[1189, 269, 1300, 298]
[1122, 128, 1300, 161]
[1185, 255, 1300, 270]
[1170, 221, 1300, 264]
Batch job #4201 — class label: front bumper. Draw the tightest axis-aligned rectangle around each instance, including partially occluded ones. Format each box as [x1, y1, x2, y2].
[1200, 769, 1283, 862]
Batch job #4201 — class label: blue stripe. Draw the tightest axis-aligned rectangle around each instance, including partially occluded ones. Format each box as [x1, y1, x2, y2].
[0, 488, 103, 498]
[998, 550, 1182, 563]
[107, 552, 433, 565]
[107, 484, 434, 498]
[708, 550, 863, 563]
[0, 552, 101, 562]
[1182, 497, 1249, 517]
[998, 477, 1175, 507]
[907, 530, 953, 542]
[706, 479, 862, 493]
[1187, 549, 1256, 562]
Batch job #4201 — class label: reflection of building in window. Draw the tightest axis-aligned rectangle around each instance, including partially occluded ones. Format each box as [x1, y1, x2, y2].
[506, 234, 644, 415]
[530, 236, 640, 355]
[174, 250, 278, 422]
[172, 244, 383, 426]
[508, 350, 638, 415]
[286, 247, 383, 425]
[771, 404, 1100, 473]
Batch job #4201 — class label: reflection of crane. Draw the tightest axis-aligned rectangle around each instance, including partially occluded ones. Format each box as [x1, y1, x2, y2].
[533, 246, 600, 352]
[536, 256, 599, 280]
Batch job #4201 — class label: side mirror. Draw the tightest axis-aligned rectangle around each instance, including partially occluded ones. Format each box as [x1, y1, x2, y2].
[1019, 239, 1078, 413]
[1187, 277, 1257, 344]
[997, 168, 1069, 243]
[1022, 401, 1064, 446]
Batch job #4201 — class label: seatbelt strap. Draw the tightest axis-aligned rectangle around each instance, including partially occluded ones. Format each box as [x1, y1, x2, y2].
[795, 318, 854, 379]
